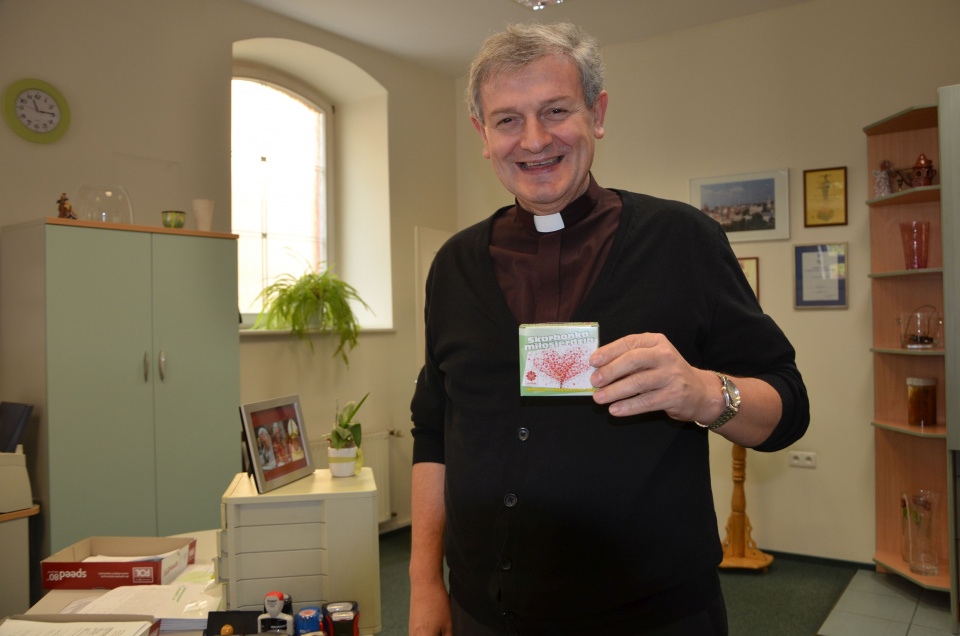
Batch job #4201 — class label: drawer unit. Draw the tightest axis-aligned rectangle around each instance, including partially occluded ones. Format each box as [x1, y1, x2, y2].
[219, 470, 380, 635]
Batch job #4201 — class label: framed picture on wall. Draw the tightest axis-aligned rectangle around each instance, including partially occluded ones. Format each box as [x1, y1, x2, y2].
[803, 167, 847, 227]
[794, 242, 847, 309]
[690, 169, 789, 242]
[737, 257, 759, 301]
[240, 395, 315, 493]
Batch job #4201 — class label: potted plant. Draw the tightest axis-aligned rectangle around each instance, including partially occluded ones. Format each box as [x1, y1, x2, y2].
[328, 393, 368, 477]
[254, 262, 371, 365]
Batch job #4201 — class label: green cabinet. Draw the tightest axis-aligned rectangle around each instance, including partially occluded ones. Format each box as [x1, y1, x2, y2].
[0, 220, 241, 556]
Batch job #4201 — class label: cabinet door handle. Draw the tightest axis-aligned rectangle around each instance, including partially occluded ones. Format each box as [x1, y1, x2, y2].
[159, 350, 167, 381]
[144, 352, 150, 382]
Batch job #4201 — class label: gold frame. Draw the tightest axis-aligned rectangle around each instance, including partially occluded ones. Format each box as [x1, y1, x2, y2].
[803, 167, 847, 227]
[737, 257, 759, 301]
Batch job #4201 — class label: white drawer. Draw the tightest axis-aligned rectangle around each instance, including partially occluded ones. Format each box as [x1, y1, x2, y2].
[227, 500, 325, 528]
[224, 574, 327, 609]
[228, 549, 327, 579]
[230, 523, 326, 554]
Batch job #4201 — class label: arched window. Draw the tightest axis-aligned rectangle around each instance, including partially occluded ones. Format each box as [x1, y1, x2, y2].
[231, 73, 332, 321]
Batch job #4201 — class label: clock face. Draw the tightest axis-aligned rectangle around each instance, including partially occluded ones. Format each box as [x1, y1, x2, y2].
[15, 88, 61, 133]
[2, 78, 71, 143]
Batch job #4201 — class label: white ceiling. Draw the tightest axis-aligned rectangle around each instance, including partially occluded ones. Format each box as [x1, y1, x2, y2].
[238, 0, 811, 77]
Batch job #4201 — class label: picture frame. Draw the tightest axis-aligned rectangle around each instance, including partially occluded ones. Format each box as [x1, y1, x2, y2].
[794, 243, 847, 309]
[737, 257, 759, 301]
[240, 395, 314, 494]
[803, 167, 847, 227]
[690, 169, 789, 242]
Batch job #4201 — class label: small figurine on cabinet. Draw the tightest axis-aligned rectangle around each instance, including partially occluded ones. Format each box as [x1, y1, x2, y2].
[57, 193, 77, 219]
[912, 153, 937, 187]
[259, 591, 294, 635]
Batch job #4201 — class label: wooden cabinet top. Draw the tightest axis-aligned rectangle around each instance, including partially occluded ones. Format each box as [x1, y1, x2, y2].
[2, 217, 237, 240]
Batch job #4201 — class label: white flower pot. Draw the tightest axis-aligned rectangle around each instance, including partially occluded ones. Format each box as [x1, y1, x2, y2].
[328, 446, 357, 477]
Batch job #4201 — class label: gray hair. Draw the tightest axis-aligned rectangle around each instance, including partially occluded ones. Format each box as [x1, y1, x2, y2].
[467, 22, 605, 125]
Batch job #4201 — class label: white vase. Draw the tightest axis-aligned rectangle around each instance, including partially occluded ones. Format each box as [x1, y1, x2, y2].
[328, 446, 357, 477]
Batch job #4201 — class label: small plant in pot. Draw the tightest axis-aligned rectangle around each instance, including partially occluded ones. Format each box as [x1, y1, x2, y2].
[254, 261, 371, 366]
[328, 393, 368, 477]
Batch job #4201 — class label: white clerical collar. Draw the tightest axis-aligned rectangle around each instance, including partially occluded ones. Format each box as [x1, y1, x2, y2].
[533, 212, 565, 233]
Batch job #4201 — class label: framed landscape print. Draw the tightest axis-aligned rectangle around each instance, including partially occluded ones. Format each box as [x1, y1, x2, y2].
[690, 169, 790, 242]
[803, 167, 847, 227]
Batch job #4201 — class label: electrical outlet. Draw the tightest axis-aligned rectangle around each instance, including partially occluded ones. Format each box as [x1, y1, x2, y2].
[789, 451, 817, 468]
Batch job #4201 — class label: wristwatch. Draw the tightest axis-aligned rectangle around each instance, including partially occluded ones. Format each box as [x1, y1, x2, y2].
[695, 372, 740, 430]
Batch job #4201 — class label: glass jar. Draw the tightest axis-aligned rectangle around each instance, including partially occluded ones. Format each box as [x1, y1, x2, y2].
[906, 377, 937, 427]
[75, 185, 133, 224]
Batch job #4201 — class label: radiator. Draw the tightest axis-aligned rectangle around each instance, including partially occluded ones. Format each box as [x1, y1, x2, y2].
[363, 431, 392, 523]
[311, 430, 392, 524]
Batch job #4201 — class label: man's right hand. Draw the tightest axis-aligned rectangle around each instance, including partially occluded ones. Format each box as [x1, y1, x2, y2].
[410, 461, 450, 634]
[409, 577, 452, 635]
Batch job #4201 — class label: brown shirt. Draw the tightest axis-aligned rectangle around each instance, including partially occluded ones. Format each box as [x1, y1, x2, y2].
[489, 175, 623, 324]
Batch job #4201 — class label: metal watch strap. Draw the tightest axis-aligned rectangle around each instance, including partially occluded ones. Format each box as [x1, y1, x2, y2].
[695, 371, 740, 430]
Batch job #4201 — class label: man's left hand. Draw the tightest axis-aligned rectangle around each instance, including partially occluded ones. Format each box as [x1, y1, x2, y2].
[589, 333, 722, 422]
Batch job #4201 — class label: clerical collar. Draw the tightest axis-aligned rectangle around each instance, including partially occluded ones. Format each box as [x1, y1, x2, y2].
[533, 213, 564, 232]
[517, 174, 602, 234]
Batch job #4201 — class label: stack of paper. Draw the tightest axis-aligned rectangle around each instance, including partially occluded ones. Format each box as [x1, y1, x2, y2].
[0, 619, 153, 636]
[70, 567, 220, 633]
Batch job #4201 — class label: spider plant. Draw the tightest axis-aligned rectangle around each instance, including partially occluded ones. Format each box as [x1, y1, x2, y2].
[254, 262, 370, 365]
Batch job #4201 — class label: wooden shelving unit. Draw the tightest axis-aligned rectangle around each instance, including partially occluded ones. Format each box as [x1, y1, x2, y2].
[866, 88, 959, 626]
[865, 103, 948, 592]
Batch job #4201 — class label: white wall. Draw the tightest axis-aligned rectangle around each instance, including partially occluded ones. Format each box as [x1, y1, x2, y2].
[0, 0, 459, 532]
[456, 0, 960, 562]
[5, 0, 960, 562]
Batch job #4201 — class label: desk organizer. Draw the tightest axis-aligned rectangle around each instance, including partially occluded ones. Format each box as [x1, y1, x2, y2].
[216, 469, 381, 635]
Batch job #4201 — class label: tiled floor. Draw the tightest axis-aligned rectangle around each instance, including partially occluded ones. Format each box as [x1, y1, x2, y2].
[819, 569, 956, 635]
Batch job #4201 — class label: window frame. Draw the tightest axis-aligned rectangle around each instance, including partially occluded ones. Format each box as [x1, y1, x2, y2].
[232, 61, 336, 327]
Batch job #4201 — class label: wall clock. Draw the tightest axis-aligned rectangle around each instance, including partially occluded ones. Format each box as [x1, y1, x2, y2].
[2, 78, 71, 144]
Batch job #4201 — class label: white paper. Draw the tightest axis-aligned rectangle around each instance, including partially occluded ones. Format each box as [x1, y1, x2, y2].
[800, 249, 840, 302]
[0, 620, 152, 636]
[76, 583, 221, 632]
[81, 550, 179, 563]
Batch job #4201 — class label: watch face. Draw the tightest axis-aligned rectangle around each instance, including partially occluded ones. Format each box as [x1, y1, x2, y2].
[15, 88, 61, 133]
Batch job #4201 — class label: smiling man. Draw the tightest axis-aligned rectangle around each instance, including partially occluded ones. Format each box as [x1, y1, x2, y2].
[410, 23, 809, 636]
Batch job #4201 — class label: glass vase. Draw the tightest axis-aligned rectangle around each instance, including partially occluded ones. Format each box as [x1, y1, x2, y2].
[903, 490, 939, 576]
[75, 185, 133, 224]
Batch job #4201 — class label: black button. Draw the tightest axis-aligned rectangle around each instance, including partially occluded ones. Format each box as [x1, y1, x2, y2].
[498, 557, 512, 571]
[517, 427, 530, 441]
[504, 493, 518, 507]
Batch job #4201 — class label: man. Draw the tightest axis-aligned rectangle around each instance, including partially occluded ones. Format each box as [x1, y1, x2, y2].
[410, 23, 808, 635]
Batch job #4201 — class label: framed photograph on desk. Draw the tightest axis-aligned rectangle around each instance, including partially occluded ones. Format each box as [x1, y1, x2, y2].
[240, 395, 314, 493]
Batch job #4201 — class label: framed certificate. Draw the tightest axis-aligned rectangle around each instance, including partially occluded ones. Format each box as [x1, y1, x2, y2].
[803, 167, 847, 227]
[794, 243, 847, 309]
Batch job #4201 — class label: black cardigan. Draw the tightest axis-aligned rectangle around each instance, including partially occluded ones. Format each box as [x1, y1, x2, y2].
[411, 191, 809, 633]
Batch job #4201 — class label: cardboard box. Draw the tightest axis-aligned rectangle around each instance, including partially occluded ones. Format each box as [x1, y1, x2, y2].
[519, 322, 599, 396]
[2, 614, 160, 636]
[41, 536, 197, 590]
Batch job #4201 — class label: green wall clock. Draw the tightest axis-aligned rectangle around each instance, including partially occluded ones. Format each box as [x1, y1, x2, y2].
[3, 78, 71, 144]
